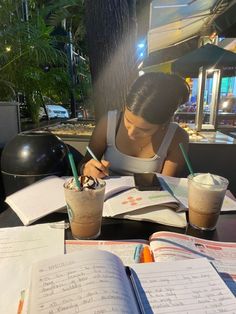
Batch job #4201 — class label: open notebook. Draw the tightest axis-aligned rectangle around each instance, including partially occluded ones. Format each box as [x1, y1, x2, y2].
[65, 231, 236, 296]
[5, 176, 67, 225]
[26, 250, 236, 313]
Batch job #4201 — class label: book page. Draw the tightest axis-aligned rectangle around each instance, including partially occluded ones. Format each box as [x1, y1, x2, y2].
[119, 207, 187, 228]
[65, 239, 149, 266]
[27, 250, 139, 314]
[0, 223, 64, 314]
[131, 258, 236, 313]
[104, 176, 135, 201]
[5, 176, 66, 225]
[149, 231, 236, 296]
[103, 188, 179, 217]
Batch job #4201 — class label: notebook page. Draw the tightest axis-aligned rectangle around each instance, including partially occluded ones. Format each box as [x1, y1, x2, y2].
[28, 250, 139, 314]
[104, 188, 178, 216]
[149, 231, 236, 296]
[5, 176, 66, 225]
[131, 258, 236, 314]
[0, 223, 64, 314]
[104, 176, 135, 200]
[65, 239, 148, 266]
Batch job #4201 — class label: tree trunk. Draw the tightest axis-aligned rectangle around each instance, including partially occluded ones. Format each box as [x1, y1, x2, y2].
[85, 0, 137, 121]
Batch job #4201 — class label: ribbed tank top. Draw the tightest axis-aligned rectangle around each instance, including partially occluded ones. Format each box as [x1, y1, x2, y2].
[104, 110, 178, 175]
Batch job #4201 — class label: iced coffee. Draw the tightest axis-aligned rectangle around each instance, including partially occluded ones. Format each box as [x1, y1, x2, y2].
[64, 176, 106, 239]
[188, 173, 228, 230]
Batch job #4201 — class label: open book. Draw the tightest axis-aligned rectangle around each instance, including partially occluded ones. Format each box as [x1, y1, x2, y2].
[104, 176, 187, 229]
[65, 231, 236, 297]
[26, 249, 236, 313]
[4, 176, 135, 226]
[5, 175, 186, 227]
[103, 187, 187, 228]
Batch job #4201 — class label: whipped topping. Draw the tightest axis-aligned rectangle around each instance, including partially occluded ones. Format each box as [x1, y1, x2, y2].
[65, 176, 102, 191]
[193, 173, 227, 186]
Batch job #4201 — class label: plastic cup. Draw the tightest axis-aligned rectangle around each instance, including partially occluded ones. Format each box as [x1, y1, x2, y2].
[188, 173, 228, 231]
[64, 178, 106, 239]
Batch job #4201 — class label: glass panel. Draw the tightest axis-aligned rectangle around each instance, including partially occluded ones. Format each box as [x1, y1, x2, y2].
[174, 78, 197, 125]
[217, 76, 236, 128]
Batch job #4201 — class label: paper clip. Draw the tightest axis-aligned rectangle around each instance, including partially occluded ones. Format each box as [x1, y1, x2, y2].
[133, 244, 143, 263]
[49, 221, 70, 229]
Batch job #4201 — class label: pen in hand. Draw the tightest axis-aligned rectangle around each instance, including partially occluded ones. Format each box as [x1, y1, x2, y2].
[86, 146, 109, 176]
[86, 146, 98, 161]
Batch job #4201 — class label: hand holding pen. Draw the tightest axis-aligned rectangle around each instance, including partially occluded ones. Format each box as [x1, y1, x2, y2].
[83, 146, 110, 178]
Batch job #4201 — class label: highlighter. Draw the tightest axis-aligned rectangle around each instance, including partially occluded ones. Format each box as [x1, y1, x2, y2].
[133, 244, 143, 263]
[141, 246, 154, 263]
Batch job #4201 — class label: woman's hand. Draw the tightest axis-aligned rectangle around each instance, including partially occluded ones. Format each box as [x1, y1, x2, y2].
[83, 159, 110, 178]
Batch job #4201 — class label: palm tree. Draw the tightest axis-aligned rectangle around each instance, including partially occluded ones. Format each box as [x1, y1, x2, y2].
[85, 0, 138, 121]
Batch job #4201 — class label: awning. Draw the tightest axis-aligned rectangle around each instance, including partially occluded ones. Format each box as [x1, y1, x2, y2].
[171, 43, 236, 77]
[148, 0, 234, 53]
[143, 36, 199, 68]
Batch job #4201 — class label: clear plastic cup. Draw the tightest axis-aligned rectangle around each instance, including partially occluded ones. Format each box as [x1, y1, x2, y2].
[188, 173, 228, 230]
[64, 177, 106, 239]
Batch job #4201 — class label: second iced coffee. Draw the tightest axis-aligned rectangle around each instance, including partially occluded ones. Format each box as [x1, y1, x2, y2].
[188, 173, 228, 230]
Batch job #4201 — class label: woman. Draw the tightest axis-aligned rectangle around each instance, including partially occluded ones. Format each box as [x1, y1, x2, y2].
[79, 72, 190, 178]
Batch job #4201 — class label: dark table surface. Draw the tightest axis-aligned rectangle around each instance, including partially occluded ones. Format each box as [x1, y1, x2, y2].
[1, 207, 236, 242]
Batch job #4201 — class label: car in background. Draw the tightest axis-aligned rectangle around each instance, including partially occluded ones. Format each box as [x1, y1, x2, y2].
[39, 104, 69, 119]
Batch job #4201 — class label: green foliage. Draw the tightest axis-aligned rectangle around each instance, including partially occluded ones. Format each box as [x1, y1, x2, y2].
[0, 0, 89, 123]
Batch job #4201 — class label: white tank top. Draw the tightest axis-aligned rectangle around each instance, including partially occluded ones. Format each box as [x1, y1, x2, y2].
[104, 110, 178, 175]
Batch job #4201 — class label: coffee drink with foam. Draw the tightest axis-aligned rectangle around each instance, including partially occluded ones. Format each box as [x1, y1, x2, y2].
[188, 173, 228, 230]
[64, 176, 106, 239]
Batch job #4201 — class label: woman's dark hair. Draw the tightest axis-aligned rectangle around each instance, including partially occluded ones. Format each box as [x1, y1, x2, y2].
[126, 72, 190, 124]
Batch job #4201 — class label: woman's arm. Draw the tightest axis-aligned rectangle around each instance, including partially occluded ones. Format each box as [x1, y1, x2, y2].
[161, 126, 189, 177]
[78, 115, 110, 178]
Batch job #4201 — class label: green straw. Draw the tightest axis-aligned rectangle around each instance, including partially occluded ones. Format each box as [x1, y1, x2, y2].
[68, 152, 81, 190]
[179, 143, 194, 176]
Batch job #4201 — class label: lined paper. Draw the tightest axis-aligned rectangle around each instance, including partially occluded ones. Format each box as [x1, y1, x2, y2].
[149, 231, 236, 296]
[132, 258, 236, 314]
[65, 239, 148, 266]
[0, 223, 64, 314]
[28, 250, 139, 314]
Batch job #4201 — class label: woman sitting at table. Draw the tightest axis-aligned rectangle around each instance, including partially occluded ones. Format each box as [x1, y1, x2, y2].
[79, 72, 190, 178]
